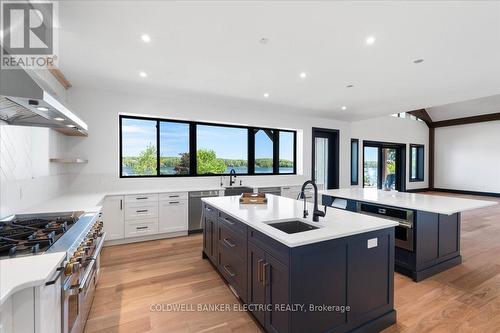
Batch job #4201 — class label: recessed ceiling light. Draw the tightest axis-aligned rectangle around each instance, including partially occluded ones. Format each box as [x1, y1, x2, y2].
[341, 106, 347, 111]
[299, 72, 307, 79]
[139, 71, 147, 78]
[260, 38, 269, 44]
[141, 34, 151, 43]
[263, 93, 270, 98]
[36, 106, 49, 112]
[413, 59, 424, 64]
[66, 124, 76, 128]
[346, 84, 354, 88]
[53, 117, 65, 121]
[366, 36, 376, 45]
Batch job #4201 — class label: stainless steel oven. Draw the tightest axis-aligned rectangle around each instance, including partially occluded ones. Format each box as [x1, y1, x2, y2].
[356, 202, 414, 252]
[62, 220, 105, 333]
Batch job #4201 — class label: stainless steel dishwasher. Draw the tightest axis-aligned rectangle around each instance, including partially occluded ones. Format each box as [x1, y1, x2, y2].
[189, 190, 220, 233]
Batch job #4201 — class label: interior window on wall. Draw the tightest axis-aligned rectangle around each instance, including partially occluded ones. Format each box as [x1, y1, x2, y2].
[196, 124, 248, 175]
[279, 131, 295, 174]
[159, 121, 190, 175]
[410, 144, 425, 181]
[351, 139, 359, 185]
[121, 117, 157, 176]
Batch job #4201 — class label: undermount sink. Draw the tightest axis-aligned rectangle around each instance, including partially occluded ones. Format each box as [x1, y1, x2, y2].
[266, 219, 320, 234]
[224, 186, 253, 196]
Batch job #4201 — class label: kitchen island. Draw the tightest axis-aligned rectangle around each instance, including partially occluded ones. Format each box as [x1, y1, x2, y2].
[320, 188, 497, 282]
[201, 194, 399, 333]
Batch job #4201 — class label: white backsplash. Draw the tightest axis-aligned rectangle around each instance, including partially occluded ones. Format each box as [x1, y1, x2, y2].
[0, 124, 70, 217]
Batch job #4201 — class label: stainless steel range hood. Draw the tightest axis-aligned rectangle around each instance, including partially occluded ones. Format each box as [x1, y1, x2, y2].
[0, 67, 88, 136]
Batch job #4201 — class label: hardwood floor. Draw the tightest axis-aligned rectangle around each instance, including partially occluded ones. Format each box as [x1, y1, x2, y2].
[85, 193, 500, 333]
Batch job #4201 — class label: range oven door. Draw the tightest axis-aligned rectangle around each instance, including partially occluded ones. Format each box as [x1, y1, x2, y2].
[62, 273, 81, 333]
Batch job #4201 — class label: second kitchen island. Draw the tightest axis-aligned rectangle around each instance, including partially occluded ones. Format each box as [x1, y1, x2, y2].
[201, 194, 398, 333]
[320, 188, 496, 282]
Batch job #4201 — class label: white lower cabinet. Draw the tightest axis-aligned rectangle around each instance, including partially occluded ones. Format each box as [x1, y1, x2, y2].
[124, 218, 159, 238]
[0, 260, 63, 333]
[159, 198, 188, 233]
[102, 195, 125, 240]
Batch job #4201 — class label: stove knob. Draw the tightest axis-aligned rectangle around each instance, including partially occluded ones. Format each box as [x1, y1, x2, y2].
[64, 262, 76, 276]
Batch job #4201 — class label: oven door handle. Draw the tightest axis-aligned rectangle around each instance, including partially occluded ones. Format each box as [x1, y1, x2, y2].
[88, 232, 106, 262]
[78, 259, 96, 293]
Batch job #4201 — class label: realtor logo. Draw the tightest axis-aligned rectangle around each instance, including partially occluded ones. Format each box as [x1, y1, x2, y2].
[1, 1, 57, 68]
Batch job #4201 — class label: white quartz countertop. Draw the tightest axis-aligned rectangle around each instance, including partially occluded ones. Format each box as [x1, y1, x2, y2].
[319, 188, 497, 215]
[202, 195, 398, 247]
[0, 252, 66, 306]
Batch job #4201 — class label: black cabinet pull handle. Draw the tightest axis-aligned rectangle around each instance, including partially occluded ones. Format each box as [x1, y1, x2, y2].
[136, 197, 148, 200]
[136, 209, 148, 213]
[223, 238, 236, 248]
[223, 217, 235, 225]
[120, 199, 123, 210]
[136, 226, 148, 230]
[263, 262, 269, 286]
[169, 201, 180, 204]
[45, 265, 64, 286]
[223, 265, 236, 277]
[169, 195, 179, 198]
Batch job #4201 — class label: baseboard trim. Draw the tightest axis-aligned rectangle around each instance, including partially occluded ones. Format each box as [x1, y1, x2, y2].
[104, 231, 188, 246]
[432, 188, 500, 198]
[406, 188, 430, 193]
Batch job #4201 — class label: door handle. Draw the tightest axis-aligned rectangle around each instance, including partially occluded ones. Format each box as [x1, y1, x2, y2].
[262, 262, 269, 286]
[257, 259, 263, 283]
[223, 265, 236, 277]
[223, 238, 236, 248]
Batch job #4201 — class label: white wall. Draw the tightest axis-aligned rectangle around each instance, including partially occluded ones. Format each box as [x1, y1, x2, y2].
[435, 121, 500, 193]
[0, 125, 69, 217]
[350, 115, 429, 190]
[64, 87, 352, 193]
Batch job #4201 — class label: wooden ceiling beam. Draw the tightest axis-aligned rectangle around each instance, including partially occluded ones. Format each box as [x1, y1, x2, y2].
[407, 109, 433, 127]
[431, 112, 500, 128]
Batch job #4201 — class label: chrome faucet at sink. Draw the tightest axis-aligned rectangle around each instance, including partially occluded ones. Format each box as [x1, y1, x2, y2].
[301, 180, 327, 222]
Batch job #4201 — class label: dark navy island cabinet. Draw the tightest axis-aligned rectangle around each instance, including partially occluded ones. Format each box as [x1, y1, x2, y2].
[322, 195, 462, 282]
[202, 203, 397, 333]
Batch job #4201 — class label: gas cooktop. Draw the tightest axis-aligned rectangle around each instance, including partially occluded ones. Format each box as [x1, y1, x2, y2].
[0, 211, 83, 259]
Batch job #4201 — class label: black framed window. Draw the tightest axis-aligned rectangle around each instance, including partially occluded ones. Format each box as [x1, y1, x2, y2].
[279, 131, 295, 174]
[119, 115, 297, 177]
[351, 139, 359, 185]
[409, 144, 424, 182]
[196, 124, 248, 175]
[159, 121, 190, 175]
[121, 117, 157, 176]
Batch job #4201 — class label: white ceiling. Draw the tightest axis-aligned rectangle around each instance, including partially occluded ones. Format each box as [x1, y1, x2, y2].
[427, 94, 500, 122]
[58, 1, 500, 121]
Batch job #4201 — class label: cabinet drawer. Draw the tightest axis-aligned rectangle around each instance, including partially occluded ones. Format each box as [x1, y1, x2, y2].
[125, 202, 158, 220]
[125, 218, 158, 238]
[219, 222, 247, 262]
[203, 203, 217, 219]
[125, 193, 159, 203]
[159, 192, 188, 201]
[218, 212, 246, 235]
[218, 248, 247, 299]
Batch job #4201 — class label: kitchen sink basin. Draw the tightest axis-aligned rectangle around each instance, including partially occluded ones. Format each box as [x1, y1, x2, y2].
[224, 186, 253, 196]
[267, 220, 319, 234]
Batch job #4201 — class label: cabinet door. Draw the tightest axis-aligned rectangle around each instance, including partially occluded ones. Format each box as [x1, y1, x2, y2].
[265, 254, 289, 333]
[102, 196, 125, 240]
[35, 276, 62, 333]
[248, 242, 267, 326]
[159, 199, 188, 233]
[210, 218, 219, 264]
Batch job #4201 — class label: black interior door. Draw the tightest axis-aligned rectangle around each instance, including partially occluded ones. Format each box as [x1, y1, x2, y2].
[311, 128, 339, 190]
